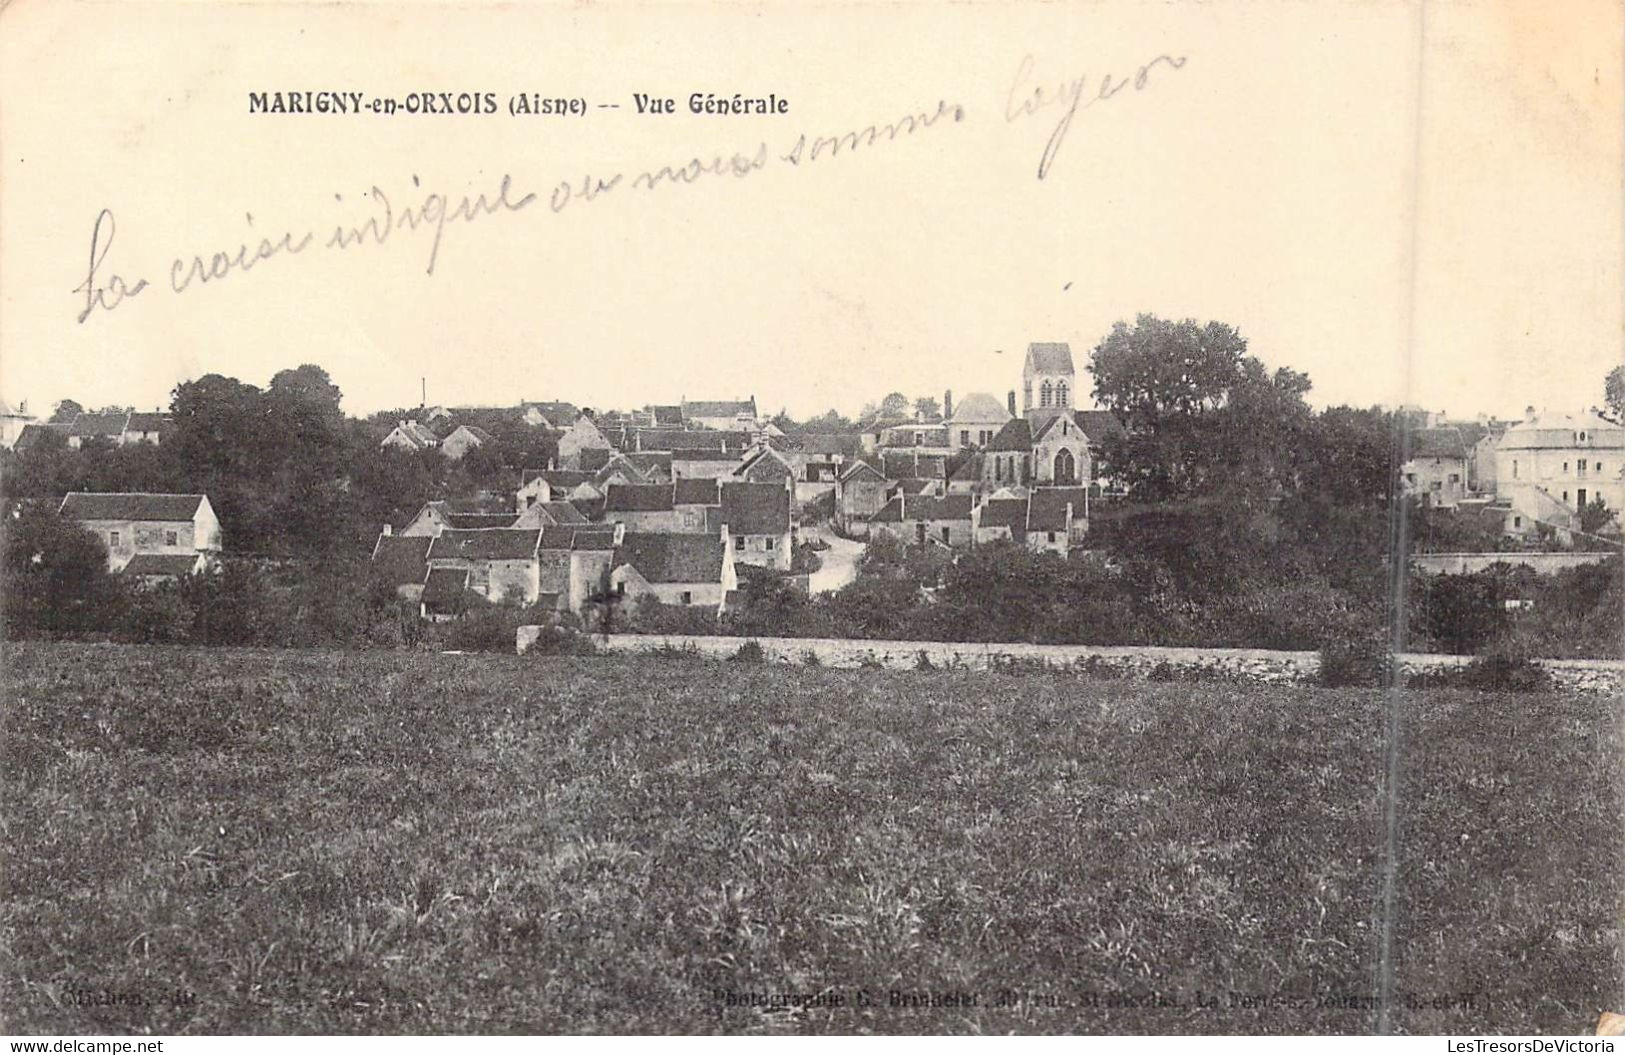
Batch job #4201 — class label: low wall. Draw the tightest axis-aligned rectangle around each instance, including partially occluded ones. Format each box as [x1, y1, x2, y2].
[515, 629, 1624, 695]
[1412, 551, 1617, 575]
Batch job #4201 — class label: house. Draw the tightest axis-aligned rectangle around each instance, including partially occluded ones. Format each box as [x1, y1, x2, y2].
[733, 445, 795, 484]
[511, 498, 588, 531]
[520, 401, 579, 429]
[557, 413, 615, 469]
[12, 422, 69, 452]
[517, 469, 601, 511]
[370, 531, 434, 600]
[835, 460, 887, 536]
[440, 424, 495, 461]
[947, 453, 984, 495]
[858, 416, 911, 454]
[1401, 427, 1470, 508]
[878, 424, 951, 454]
[880, 449, 948, 482]
[121, 412, 168, 445]
[674, 477, 722, 532]
[670, 448, 743, 480]
[868, 493, 974, 548]
[67, 411, 130, 449]
[601, 483, 682, 531]
[591, 452, 651, 488]
[720, 480, 795, 570]
[682, 398, 758, 432]
[624, 451, 674, 481]
[0, 399, 39, 448]
[400, 501, 517, 537]
[1494, 409, 1625, 534]
[609, 530, 737, 614]
[59, 492, 222, 573]
[798, 433, 861, 461]
[649, 405, 685, 427]
[420, 567, 472, 621]
[946, 391, 1011, 450]
[424, 528, 544, 605]
[120, 553, 209, 585]
[537, 524, 621, 614]
[1026, 487, 1090, 553]
[380, 419, 440, 452]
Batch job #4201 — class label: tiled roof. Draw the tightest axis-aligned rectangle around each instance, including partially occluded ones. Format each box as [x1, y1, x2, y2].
[60, 492, 205, 522]
[720, 481, 791, 535]
[1073, 410, 1125, 443]
[879, 426, 950, 448]
[797, 432, 861, 457]
[949, 454, 984, 482]
[70, 412, 129, 438]
[426, 528, 541, 562]
[13, 423, 68, 450]
[670, 448, 740, 463]
[985, 418, 1034, 452]
[604, 483, 675, 513]
[838, 460, 885, 483]
[539, 525, 618, 551]
[1405, 427, 1468, 461]
[948, 392, 1012, 424]
[625, 451, 673, 476]
[870, 495, 904, 523]
[443, 512, 518, 530]
[535, 501, 587, 525]
[904, 494, 973, 521]
[526, 469, 595, 490]
[683, 399, 756, 419]
[121, 553, 201, 577]
[1025, 342, 1075, 374]
[615, 532, 726, 584]
[579, 447, 615, 472]
[674, 477, 721, 505]
[881, 451, 948, 479]
[1028, 487, 1088, 531]
[422, 567, 470, 608]
[978, 498, 1027, 531]
[894, 478, 937, 495]
[125, 412, 169, 433]
[650, 405, 685, 426]
[371, 534, 433, 585]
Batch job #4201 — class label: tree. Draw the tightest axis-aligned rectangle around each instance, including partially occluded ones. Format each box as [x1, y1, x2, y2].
[1606, 365, 1625, 423]
[877, 392, 909, 420]
[913, 396, 941, 422]
[49, 399, 84, 423]
[2, 507, 122, 635]
[1578, 495, 1618, 538]
[1089, 314, 1314, 502]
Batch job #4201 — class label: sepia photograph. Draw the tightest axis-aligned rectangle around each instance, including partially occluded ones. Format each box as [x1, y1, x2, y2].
[1, 0, 1621, 1041]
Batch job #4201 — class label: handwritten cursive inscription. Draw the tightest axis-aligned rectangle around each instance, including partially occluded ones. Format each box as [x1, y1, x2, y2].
[74, 209, 150, 324]
[1006, 51, 1188, 180]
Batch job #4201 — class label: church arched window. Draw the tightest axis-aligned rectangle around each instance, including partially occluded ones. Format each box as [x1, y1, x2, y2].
[1056, 380, 1068, 407]
[1040, 380, 1053, 407]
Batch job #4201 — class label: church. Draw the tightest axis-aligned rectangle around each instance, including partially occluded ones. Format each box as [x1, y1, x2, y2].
[980, 342, 1124, 495]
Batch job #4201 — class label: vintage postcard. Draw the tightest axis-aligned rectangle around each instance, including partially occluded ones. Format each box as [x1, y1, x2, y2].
[1, 0, 1621, 1041]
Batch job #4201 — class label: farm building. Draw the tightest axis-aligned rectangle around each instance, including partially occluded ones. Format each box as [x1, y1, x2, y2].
[59, 492, 222, 573]
[609, 531, 737, 613]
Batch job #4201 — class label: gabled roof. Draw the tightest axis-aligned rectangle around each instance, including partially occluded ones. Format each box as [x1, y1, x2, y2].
[70, 412, 130, 438]
[720, 481, 791, 534]
[798, 432, 861, 458]
[1025, 342, 1075, 375]
[624, 451, 673, 476]
[371, 534, 433, 585]
[1072, 409, 1126, 444]
[427, 528, 541, 562]
[525, 469, 594, 490]
[443, 512, 518, 530]
[523, 400, 579, 423]
[879, 425, 950, 448]
[978, 497, 1027, 531]
[870, 495, 904, 523]
[838, 460, 885, 483]
[121, 553, 201, 577]
[60, 492, 206, 522]
[949, 454, 984, 482]
[615, 532, 726, 584]
[594, 455, 649, 486]
[448, 424, 494, 443]
[734, 446, 793, 479]
[13, 423, 68, 450]
[674, 477, 721, 505]
[579, 447, 615, 472]
[1404, 427, 1468, 461]
[903, 494, 973, 521]
[604, 483, 675, 513]
[534, 501, 588, 525]
[986, 418, 1034, 452]
[683, 398, 757, 419]
[880, 450, 948, 479]
[422, 567, 471, 608]
[948, 392, 1012, 425]
[649, 405, 685, 427]
[539, 525, 618, 551]
[384, 420, 439, 448]
[669, 448, 740, 463]
[894, 478, 938, 496]
[125, 412, 169, 433]
[1028, 487, 1087, 531]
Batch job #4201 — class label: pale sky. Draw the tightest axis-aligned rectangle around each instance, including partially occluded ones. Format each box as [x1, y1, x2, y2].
[1, 0, 1619, 422]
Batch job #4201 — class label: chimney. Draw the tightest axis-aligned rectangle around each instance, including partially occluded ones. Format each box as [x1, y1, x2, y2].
[381, 523, 393, 536]
[1007, 390, 1017, 416]
[943, 389, 954, 421]
[1525, 405, 1536, 421]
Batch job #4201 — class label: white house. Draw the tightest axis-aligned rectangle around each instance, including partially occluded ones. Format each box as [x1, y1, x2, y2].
[1494, 409, 1625, 534]
[59, 492, 222, 573]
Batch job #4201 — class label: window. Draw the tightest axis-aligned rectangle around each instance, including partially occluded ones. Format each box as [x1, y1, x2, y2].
[1563, 461, 1569, 472]
[165, 530, 178, 546]
[1448, 474, 1459, 484]
[980, 430, 991, 445]
[914, 432, 923, 446]
[1047, 531, 1057, 543]
[1512, 460, 1519, 479]
[109, 531, 120, 547]
[1056, 381, 1069, 406]
[1563, 491, 1569, 502]
[940, 525, 950, 542]
[960, 429, 970, 447]
[1430, 481, 1442, 492]
[615, 581, 625, 597]
[1040, 380, 1053, 407]
[735, 535, 745, 549]
[1514, 516, 1522, 528]
[680, 591, 693, 605]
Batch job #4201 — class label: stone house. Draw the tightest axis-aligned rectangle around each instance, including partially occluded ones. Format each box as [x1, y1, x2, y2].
[59, 492, 222, 573]
[858, 416, 911, 454]
[1494, 409, 1625, 533]
[520, 401, 579, 429]
[609, 530, 737, 614]
[947, 391, 1011, 450]
[601, 483, 682, 531]
[880, 450, 948, 482]
[380, 419, 440, 452]
[1026, 487, 1089, 553]
[1401, 427, 1469, 508]
[868, 493, 974, 548]
[370, 532, 433, 600]
[878, 424, 951, 455]
[511, 498, 589, 531]
[670, 448, 742, 480]
[674, 477, 722, 532]
[557, 413, 614, 469]
[121, 412, 169, 445]
[733, 446, 795, 485]
[517, 469, 601, 511]
[835, 461, 887, 536]
[537, 525, 621, 614]
[67, 412, 132, 449]
[682, 398, 758, 432]
[440, 424, 495, 461]
[0, 399, 38, 449]
[424, 528, 544, 605]
[948, 454, 984, 496]
[720, 480, 795, 570]
[399, 501, 517, 537]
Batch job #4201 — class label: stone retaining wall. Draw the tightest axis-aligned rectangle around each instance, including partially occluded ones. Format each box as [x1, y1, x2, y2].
[1412, 551, 1616, 575]
[516, 629, 1623, 695]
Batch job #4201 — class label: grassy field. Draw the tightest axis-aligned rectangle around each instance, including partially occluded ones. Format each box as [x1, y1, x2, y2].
[2, 642, 1620, 1035]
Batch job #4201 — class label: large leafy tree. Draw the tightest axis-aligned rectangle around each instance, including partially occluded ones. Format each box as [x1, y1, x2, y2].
[1605, 365, 1624, 423]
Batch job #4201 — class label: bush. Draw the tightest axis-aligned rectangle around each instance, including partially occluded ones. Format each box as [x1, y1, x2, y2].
[732, 640, 765, 663]
[1409, 641, 1552, 692]
[523, 622, 597, 657]
[1318, 625, 1396, 688]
